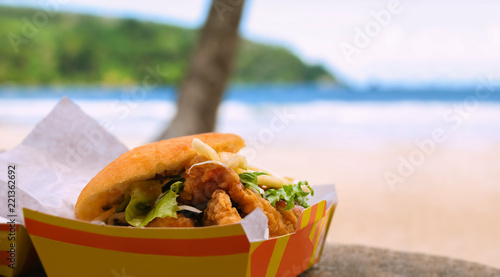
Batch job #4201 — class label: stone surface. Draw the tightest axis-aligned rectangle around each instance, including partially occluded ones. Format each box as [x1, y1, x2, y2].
[301, 244, 500, 277]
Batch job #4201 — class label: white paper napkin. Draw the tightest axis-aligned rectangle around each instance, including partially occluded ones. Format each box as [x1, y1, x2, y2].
[0, 97, 128, 223]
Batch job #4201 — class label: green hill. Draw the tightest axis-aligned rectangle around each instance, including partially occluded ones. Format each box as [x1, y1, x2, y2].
[0, 6, 335, 85]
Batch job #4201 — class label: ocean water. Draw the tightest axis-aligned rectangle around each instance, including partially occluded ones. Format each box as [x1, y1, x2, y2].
[1, 85, 500, 149]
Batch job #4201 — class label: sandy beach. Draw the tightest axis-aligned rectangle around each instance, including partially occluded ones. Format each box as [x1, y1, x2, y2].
[254, 143, 500, 269]
[2, 125, 499, 269]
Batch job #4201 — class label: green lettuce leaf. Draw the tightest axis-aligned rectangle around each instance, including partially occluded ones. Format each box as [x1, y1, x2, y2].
[137, 181, 183, 227]
[125, 180, 183, 227]
[238, 172, 268, 192]
[115, 193, 131, 213]
[125, 180, 162, 227]
[161, 175, 185, 192]
[264, 181, 314, 210]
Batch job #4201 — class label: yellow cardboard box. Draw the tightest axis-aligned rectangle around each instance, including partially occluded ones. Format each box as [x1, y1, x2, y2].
[0, 223, 41, 277]
[23, 198, 336, 276]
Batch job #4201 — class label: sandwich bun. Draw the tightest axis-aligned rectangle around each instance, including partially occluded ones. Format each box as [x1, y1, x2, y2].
[74, 133, 245, 221]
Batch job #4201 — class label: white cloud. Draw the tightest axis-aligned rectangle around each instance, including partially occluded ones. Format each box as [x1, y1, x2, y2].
[243, 1, 500, 83]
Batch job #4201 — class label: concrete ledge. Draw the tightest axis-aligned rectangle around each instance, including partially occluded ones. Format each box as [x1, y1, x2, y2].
[301, 244, 500, 277]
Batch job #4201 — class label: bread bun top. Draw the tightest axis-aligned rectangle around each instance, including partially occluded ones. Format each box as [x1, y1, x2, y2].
[74, 133, 245, 221]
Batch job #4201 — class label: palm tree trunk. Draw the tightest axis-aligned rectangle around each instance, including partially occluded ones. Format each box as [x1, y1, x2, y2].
[156, 0, 246, 140]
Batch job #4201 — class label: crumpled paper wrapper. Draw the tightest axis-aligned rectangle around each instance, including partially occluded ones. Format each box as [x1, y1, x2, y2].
[0, 97, 335, 243]
[0, 97, 127, 223]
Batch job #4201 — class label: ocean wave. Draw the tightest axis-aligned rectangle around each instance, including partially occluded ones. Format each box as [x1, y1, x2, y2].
[1, 98, 499, 148]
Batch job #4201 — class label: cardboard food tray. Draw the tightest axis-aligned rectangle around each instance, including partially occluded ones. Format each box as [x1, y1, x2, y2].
[0, 223, 41, 277]
[23, 190, 336, 277]
[1, 98, 338, 276]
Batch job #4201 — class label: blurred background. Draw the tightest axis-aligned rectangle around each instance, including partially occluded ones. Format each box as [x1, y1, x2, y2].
[1, 0, 499, 268]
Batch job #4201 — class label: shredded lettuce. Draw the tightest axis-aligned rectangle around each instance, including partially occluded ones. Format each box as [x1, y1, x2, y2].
[238, 172, 267, 193]
[124, 180, 183, 227]
[264, 181, 314, 210]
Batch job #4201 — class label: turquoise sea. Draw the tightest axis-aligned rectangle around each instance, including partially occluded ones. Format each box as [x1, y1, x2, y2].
[1, 84, 500, 150]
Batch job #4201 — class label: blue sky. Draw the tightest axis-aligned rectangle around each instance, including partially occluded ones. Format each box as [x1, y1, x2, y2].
[4, 0, 500, 85]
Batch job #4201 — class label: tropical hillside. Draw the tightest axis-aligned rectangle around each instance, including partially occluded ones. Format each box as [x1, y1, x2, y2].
[0, 6, 335, 85]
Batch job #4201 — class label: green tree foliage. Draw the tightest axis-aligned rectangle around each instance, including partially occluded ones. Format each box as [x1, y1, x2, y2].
[0, 6, 335, 85]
